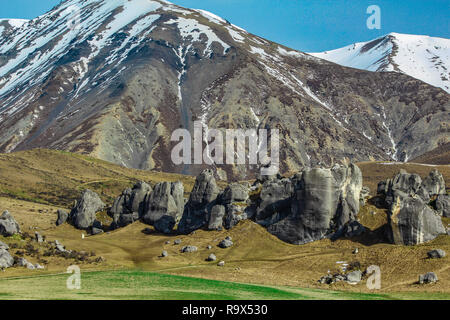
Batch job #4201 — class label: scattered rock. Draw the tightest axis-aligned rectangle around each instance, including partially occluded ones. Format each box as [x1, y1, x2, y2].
[353, 248, 359, 254]
[181, 246, 198, 253]
[69, 190, 105, 230]
[217, 261, 225, 267]
[161, 250, 168, 258]
[95, 256, 105, 263]
[35, 232, 44, 243]
[0, 210, 21, 237]
[206, 253, 217, 261]
[346, 270, 362, 284]
[15, 257, 29, 267]
[225, 236, 232, 241]
[165, 241, 171, 245]
[218, 239, 233, 248]
[35, 263, 45, 270]
[174, 239, 182, 245]
[419, 272, 438, 284]
[206, 245, 212, 250]
[56, 209, 69, 226]
[427, 249, 446, 259]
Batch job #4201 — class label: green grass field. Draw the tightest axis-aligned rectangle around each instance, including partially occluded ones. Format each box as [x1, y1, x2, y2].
[0, 270, 448, 300]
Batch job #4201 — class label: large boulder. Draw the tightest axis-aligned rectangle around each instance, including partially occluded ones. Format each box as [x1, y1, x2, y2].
[264, 164, 363, 244]
[435, 194, 450, 217]
[387, 196, 445, 245]
[143, 181, 184, 233]
[0, 210, 20, 237]
[69, 190, 105, 230]
[419, 272, 438, 284]
[109, 182, 152, 228]
[178, 170, 219, 234]
[56, 209, 69, 226]
[255, 177, 293, 226]
[0, 248, 14, 269]
[380, 170, 447, 245]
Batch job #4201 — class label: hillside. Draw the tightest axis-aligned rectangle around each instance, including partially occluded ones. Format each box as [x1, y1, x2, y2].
[0, 149, 448, 296]
[0, 0, 448, 179]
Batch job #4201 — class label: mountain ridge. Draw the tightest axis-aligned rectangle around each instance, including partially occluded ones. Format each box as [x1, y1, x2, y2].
[0, 0, 448, 179]
[309, 32, 450, 93]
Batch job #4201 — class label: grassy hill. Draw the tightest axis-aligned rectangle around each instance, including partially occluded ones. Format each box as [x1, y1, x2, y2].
[0, 149, 448, 299]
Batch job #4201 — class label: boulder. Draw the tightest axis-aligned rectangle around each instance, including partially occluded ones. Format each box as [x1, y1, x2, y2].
[217, 261, 225, 267]
[255, 177, 293, 226]
[359, 186, 371, 206]
[91, 227, 104, 235]
[218, 239, 233, 248]
[346, 270, 362, 284]
[143, 181, 184, 234]
[178, 170, 219, 234]
[264, 164, 363, 244]
[15, 257, 29, 267]
[34, 232, 44, 243]
[110, 182, 152, 228]
[427, 249, 446, 259]
[181, 246, 198, 253]
[0, 210, 20, 237]
[206, 253, 217, 261]
[161, 250, 168, 258]
[419, 272, 438, 284]
[174, 239, 182, 245]
[0, 249, 14, 269]
[435, 194, 450, 217]
[69, 190, 105, 230]
[56, 209, 69, 226]
[387, 196, 446, 246]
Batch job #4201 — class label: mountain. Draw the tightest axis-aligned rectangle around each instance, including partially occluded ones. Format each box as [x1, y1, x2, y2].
[0, 0, 449, 180]
[309, 33, 450, 93]
[0, 19, 29, 37]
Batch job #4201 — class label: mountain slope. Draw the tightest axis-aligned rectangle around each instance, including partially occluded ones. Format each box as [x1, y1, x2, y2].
[0, 0, 449, 179]
[309, 33, 450, 93]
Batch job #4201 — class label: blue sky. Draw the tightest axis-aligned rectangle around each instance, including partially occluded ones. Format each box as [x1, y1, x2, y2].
[1, 0, 449, 52]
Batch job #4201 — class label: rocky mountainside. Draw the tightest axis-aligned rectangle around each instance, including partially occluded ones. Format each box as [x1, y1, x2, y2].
[310, 33, 450, 93]
[0, 0, 449, 180]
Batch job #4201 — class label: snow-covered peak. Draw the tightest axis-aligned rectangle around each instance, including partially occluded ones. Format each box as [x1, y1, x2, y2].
[309, 33, 450, 93]
[0, 19, 29, 28]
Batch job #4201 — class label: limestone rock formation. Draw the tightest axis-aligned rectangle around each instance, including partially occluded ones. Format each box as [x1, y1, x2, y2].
[56, 209, 68, 226]
[143, 181, 184, 234]
[178, 170, 220, 234]
[378, 170, 447, 245]
[262, 163, 363, 244]
[435, 194, 450, 217]
[0, 210, 20, 237]
[109, 181, 152, 228]
[69, 190, 105, 230]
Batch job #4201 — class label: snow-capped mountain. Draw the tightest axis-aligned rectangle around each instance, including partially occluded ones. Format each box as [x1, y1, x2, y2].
[0, 19, 29, 37]
[0, 0, 448, 178]
[309, 33, 450, 93]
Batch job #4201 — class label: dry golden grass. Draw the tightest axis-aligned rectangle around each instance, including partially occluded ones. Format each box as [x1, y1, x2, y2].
[0, 149, 448, 296]
[356, 161, 450, 195]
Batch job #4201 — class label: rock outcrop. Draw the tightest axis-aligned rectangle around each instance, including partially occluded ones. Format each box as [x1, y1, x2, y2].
[0, 210, 20, 237]
[143, 181, 184, 234]
[378, 170, 446, 245]
[56, 209, 68, 226]
[109, 181, 152, 228]
[259, 164, 363, 244]
[178, 169, 220, 234]
[69, 190, 105, 230]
